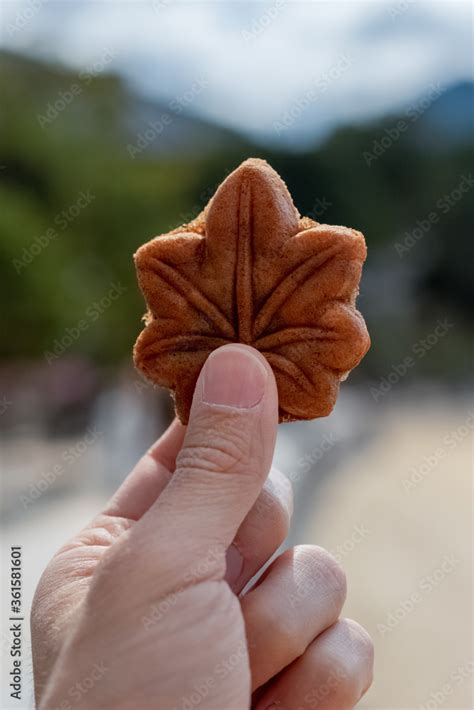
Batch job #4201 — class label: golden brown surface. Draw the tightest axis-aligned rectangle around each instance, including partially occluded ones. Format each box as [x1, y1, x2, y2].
[133, 158, 370, 423]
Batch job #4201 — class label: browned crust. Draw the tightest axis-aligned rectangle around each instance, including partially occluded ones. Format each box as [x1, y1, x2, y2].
[133, 158, 370, 423]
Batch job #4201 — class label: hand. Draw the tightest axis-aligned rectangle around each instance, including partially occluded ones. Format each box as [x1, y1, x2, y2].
[31, 344, 374, 709]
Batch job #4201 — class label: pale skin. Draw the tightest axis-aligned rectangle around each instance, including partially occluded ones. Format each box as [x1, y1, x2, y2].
[32, 344, 374, 709]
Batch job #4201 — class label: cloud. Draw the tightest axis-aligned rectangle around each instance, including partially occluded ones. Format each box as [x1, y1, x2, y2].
[1, 0, 472, 145]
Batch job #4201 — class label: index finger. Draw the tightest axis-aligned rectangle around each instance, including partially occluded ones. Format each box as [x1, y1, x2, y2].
[103, 418, 186, 521]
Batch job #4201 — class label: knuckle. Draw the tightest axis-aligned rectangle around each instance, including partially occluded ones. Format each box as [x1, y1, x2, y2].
[320, 619, 375, 701]
[268, 611, 307, 660]
[341, 618, 375, 692]
[297, 545, 347, 610]
[328, 671, 362, 705]
[177, 438, 245, 475]
[248, 593, 306, 662]
[253, 486, 292, 544]
[344, 618, 375, 660]
[177, 416, 259, 476]
[185, 580, 242, 629]
[89, 542, 126, 594]
[268, 467, 294, 517]
[74, 515, 133, 548]
[270, 495, 291, 544]
[286, 629, 307, 661]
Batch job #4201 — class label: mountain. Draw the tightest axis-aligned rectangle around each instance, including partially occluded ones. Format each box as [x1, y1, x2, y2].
[0, 49, 252, 159]
[416, 80, 474, 145]
[122, 94, 252, 158]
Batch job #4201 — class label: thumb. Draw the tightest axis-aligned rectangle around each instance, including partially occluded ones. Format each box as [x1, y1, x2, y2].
[128, 344, 278, 587]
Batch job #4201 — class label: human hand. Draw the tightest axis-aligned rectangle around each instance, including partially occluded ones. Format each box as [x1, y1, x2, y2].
[31, 344, 373, 709]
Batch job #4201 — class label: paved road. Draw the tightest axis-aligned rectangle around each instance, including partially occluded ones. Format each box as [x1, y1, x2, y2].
[2, 387, 471, 708]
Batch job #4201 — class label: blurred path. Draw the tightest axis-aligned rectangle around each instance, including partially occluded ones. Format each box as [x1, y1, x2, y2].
[2, 388, 472, 709]
[294, 396, 473, 709]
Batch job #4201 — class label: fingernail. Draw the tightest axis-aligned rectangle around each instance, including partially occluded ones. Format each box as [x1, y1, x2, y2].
[224, 543, 244, 586]
[202, 346, 267, 409]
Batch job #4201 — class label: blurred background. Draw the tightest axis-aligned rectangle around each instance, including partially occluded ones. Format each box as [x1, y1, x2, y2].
[0, 1, 472, 708]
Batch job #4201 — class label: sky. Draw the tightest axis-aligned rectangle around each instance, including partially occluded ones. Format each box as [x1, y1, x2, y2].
[1, 1, 473, 146]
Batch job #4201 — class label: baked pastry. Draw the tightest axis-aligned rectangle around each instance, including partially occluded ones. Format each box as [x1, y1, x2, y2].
[134, 158, 370, 423]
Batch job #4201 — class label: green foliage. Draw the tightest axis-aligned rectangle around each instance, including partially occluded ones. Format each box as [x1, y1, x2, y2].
[1, 51, 472, 379]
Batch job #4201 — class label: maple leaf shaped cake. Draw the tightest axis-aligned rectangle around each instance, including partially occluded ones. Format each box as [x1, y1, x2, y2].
[133, 158, 370, 423]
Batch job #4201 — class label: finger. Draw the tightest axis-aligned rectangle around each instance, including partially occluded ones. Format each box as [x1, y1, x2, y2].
[128, 344, 278, 588]
[225, 467, 293, 594]
[103, 418, 186, 520]
[241, 545, 347, 691]
[254, 618, 374, 709]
